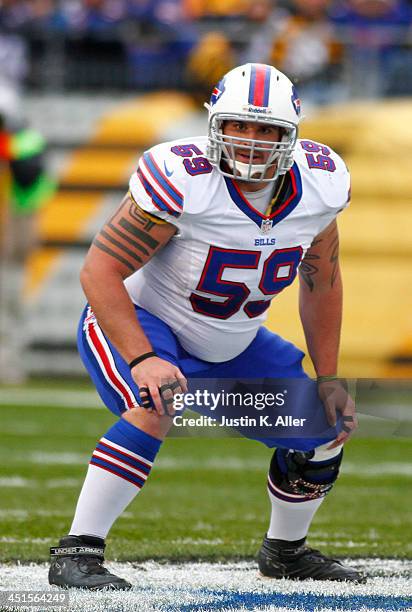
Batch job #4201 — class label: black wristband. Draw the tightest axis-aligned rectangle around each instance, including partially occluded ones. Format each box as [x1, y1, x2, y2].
[129, 352, 157, 369]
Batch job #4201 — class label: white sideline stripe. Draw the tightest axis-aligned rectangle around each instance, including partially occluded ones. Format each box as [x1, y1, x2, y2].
[311, 540, 379, 548]
[171, 537, 225, 545]
[0, 509, 133, 519]
[92, 450, 148, 480]
[26, 452, 89, 464]
[343, 462, 412, 476]
[0, 477, 81, 488]
[4, 450, 412, 476]
[0, 537, 53, 543]
[155, 457, 412, 477]
[0, 477, 28, 487]
[100, 437, 153, 467]
[0, 559, 411, 612]
[0, 510, 81, 518]
[0, 388, 102, 408]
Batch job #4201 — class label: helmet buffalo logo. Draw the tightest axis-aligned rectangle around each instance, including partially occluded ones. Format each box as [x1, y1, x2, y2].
[210, 78, 226, 106]
[291, 86, 301, 116]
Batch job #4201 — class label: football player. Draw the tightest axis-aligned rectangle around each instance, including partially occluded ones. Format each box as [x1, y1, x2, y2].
[49, 63, 364, 589]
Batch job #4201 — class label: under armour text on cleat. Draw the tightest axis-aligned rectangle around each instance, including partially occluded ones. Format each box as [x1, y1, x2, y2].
[258, 536, 366, 583]
[48, 536, 132, 590]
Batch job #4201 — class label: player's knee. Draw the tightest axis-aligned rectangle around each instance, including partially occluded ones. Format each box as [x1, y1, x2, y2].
[269, 443, 343, 500]
[122, 406, 173, 440]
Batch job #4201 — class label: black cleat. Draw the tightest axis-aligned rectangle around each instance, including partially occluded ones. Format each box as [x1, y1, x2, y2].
[49, 536, 132, 590]
[258, 536, 366, 583]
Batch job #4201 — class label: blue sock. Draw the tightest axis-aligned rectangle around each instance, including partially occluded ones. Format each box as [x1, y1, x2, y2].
[70, 419, 162, 539]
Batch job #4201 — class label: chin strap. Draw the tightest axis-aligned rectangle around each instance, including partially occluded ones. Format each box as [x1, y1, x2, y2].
[226, 158, 269, 180]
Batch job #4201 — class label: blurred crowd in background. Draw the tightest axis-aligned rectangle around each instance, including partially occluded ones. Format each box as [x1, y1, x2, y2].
[1, 0, 412, 101]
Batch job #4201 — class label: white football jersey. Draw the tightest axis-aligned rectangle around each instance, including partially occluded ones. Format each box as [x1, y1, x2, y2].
[125, 136, 350, 362]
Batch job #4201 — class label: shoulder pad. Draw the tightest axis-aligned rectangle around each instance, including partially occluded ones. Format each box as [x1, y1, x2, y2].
[129, 137, 209, 220]
[295, 139, 351, 213]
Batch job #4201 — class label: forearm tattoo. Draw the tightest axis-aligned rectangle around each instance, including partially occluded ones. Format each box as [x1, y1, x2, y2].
[299, 242, 321, 292]
[300, 224, 340, 291]
[93, 198, 160, 273]
[329, 231, 339, 288]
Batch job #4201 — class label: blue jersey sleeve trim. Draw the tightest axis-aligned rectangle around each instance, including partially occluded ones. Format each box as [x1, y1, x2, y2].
[143, 152, 184, 210]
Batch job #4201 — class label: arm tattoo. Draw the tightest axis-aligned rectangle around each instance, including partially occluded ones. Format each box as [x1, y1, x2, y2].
[99, 229, 143, 265]
[107, 222, 149, 256]
[329, 233, 339, 287]
[93, 238, 135, 271]
[118, 218, 159, 250]
[300, 238, 322, 292]
[299, 224, 340, 292]
[128, 202, 159, 231]
[92, 197, 162, 273]
[299, 253, 320, 292]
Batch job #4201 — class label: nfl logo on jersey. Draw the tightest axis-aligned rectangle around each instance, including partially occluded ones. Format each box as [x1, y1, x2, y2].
[261, 218, 273, 233]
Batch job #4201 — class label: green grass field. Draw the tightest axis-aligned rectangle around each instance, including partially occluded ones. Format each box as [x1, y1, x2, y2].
[1, 388, 411, 563]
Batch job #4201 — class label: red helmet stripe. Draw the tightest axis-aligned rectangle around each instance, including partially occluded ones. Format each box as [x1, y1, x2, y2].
[248, 64, 271, 107]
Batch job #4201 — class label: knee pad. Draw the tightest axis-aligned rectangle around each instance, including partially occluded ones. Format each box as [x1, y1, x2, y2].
[269, 444, 343, 500]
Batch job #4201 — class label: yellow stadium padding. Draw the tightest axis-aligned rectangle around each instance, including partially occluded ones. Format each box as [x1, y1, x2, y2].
[301, 102, 412, 201]
[90, 93, 197, 147]
[26, 92, 197, 299]
[60, 149, 140, 187]
[339, 201, 412, 256]
[24, 248, 61, 299]
[300, 100, 412, 157]
[347, 155, 412, 200]
[38, 192, 104, 242]
[266, 254, 412, 378]
[298, 99, 412, 376]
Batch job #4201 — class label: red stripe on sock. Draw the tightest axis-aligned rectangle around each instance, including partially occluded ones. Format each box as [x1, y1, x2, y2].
[90, 459, 143, 488]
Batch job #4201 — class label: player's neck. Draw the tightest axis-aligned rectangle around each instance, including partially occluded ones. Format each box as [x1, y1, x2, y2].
[235, 177, 280, 194]
[235, 180, 264, 193]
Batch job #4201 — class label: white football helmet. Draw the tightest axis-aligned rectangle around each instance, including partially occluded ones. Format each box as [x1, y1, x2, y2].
[205, 63, 302, 183]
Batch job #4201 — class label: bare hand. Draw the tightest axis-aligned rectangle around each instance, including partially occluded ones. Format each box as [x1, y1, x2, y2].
[317, 379, 358, 449]
[131, 357, 187, 416]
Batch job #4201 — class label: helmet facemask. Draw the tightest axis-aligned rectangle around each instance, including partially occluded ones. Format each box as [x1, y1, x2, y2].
[207, 111, 298, 183]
